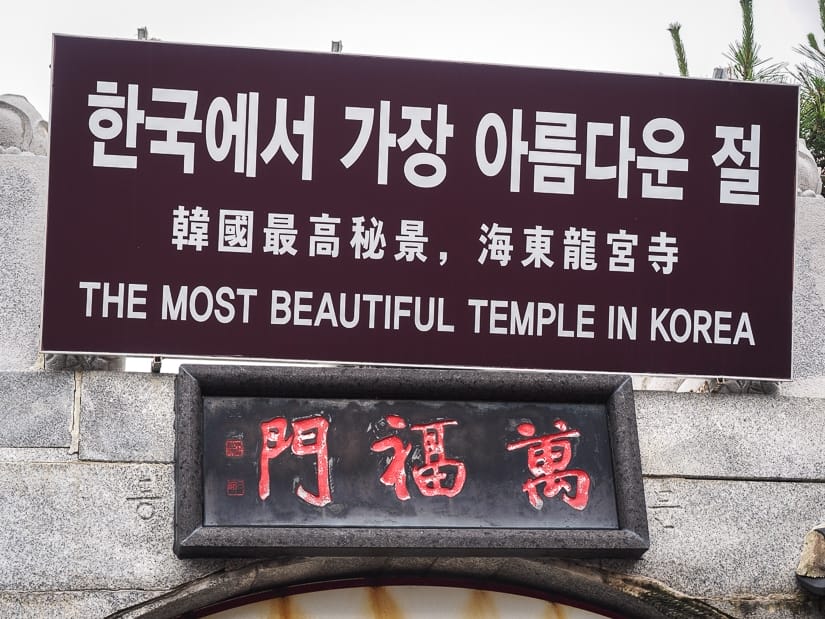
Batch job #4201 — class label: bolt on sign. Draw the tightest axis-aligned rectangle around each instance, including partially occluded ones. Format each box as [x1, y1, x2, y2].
[174, 366, 648, 557]
[43, 35, 798, 379]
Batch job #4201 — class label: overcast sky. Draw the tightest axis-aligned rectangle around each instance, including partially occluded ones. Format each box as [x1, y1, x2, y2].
[2, 0, 822, 120]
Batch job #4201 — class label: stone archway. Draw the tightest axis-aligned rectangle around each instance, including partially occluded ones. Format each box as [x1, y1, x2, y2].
[108, 557, 732, 619]
[192, 584, 615, 618]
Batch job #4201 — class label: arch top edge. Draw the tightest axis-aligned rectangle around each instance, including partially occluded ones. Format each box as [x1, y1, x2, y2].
[108, 557, 725, 619]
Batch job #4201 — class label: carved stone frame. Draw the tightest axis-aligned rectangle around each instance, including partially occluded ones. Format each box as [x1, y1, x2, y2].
[174, 365, 649, 559]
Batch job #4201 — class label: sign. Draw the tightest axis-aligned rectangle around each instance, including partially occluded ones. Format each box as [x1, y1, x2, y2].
[174, 366, 649, 557]
[207, 400, 615, 528]
[43, 35, 798, 378]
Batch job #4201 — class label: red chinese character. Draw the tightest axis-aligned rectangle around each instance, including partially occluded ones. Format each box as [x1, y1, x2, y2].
[258, 415, 331, 507]
[290, 416, 331, 507]
[370, 415, 412, 500]
[258, 417, 290, 501]
[225, 439, 244, 457]
[411, 420, 466, 497]
[507, 419, 590, 511]
[371, 416, 467, 500]
[226, 479, 245, 496]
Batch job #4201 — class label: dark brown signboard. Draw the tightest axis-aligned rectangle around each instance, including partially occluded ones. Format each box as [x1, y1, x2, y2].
[174, 366, 648, 557]
[43, 35, 798, 378]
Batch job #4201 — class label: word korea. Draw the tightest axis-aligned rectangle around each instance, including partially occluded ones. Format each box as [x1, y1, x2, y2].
[76, 281, 755, 345]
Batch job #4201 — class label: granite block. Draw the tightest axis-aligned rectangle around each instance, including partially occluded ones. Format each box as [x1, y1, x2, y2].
[79, 372, 175, 462]
[0, 590, 160, 619]
[0, 462, 222, 591]
[635, 391, 825, 480]
[0, 448, 76, 462]
[598, 477, 825, 598]
[0, 371, 74, 447]
[786, 198, 825, 395]
[0, 156, 48, 371]
[710, 596, 825, 619]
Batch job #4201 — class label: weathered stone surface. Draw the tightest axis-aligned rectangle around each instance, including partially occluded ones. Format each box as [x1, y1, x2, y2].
[0, 590, 159, 619]
[632, 376, 690, 392]
[80, 372, 175, 462]
[0, 94, 48, 155]
[796, 525, 825, 578]
[114, 557, 669, 619]
[0, 155, 48, 371]
[797, 139, 822, 196]
[62, 469, 825, 617]
[705, 596, 825, 619]
[46, 353, 125, 371]
[635, 392, 825, 479]
[0, 462, 222, 590]
[0, 371, 74, 447]
[0, 448, 76, 462]
[599, 478, 825, 599]
[784, 197, 825, 397]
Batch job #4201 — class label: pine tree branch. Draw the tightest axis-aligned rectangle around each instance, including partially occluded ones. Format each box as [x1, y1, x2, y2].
[667, 22, 689, 77]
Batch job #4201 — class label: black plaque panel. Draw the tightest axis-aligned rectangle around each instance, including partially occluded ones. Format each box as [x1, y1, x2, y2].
[203, 398, 617, 528]
[174, 366, 648, 558]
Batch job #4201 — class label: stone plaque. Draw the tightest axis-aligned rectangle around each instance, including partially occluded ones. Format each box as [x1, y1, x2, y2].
[174, 366, 648, 558]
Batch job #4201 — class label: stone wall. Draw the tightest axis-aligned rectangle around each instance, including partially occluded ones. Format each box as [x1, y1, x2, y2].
[1, 98, 823, 618]
[2, 367, 824, 617]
